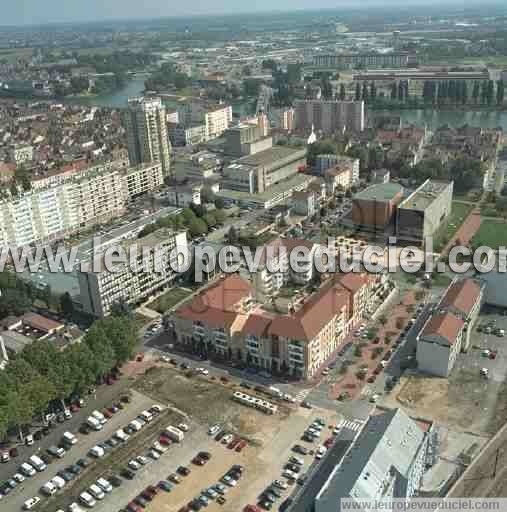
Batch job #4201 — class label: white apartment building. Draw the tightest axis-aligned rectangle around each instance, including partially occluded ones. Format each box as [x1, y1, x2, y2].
[0, 166, 125, 248]
[123, 97, 172, 176]
[121, 163, 164, 200]
[78, 229, 188, 317]
[178, 101, 232, 141]
[295, 99, 365, 134]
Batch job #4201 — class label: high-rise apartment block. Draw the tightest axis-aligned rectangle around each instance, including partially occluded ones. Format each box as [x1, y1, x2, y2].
[79, 229, 188, 318]
[295, 99, 365, 134]
[123, 97, 172, 177]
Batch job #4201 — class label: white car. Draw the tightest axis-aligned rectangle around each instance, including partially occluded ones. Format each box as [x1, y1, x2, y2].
[273, 479, 288, 490]
[136, 455, 149, 465]
[196, 367, 209, 376]
[79, 491, 96, 508]
[52, 476, 66, 490]
[153, 441, 167, 453]
[148, 449, 160, 460]
[68, 503, 84, 512]
[178, 423, 189, 432]
[128, 459, 141, 470]
[283, 469, 296, 479]
[316, 446, 327, 459]
[13, 473, 25, 483]
[208, 424, 221, 436]
[221, 434, 233, 444]
[23, 497, 41, 510]
[96, 478, 112, 493]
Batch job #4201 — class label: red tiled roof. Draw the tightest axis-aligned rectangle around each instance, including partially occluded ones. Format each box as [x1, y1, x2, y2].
[268, 283, 349, 342]
[22, 313, 63, 333]
[439, 279, 481, 316]
[240, 314, 273, 338]
[334, 272, 369, 293]
[175, 274, 251, 329]
[421, 312, 464, 345]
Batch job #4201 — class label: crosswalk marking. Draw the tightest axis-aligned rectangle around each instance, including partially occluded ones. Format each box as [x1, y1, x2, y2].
[336, 419, 363, 432]
[293, 389, 310, 401]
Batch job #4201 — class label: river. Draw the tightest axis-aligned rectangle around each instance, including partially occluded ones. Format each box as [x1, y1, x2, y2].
[65, 77, 507, 130]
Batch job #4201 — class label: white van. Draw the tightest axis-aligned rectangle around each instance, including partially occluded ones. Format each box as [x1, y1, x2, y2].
[96, 478, 112, 493]
[62, 431, 77, 445]
[139, 410, 153, 423]
[88, 445, 105, 458]
[91, 410, 106, 424]
[129, 420, 142, 432]
[79, 491, 97, 508]
[115, 429, 129, 442]
[41, 481, 57, 496]
[86, 416, 102, 431]
[20, 462, 36, 477]
[29, 455, 47, 472]
[51, 475, 66, 490]
[89, 484, 105, 500]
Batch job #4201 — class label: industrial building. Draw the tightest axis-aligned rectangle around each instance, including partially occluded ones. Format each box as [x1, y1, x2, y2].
[315, 408, 428, 512]
[313, 52, 415, 70]
[222, 146, 307, 194]
[351, 183, 404, 233]
[396, 180, 453, 246]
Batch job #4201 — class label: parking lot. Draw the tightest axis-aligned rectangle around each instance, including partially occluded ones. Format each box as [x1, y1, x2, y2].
[2, 389, 159, 511]
[2, 360, 347, 512]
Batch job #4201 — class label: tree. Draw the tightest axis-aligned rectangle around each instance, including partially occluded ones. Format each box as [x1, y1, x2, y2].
[390, 82, 397, 101]
[398, 81, 404, 102]
[362, 82, 369, 103]
[379, 315, 388, 326]
[188, 218, 208, 237]
[0, 289, 31, 319]
[214, 209, 226, 225]
[486, 80, 495, 106]
[497, 80, 505, 105]
[100, 317, 137, 365]
[60, 292, 74, 318]
[370, 81, 377, 102]
[472, 81, 480, 104]
[339, 83, 346, 101]
[355, 82, 361, 101]
[204, 213, 217, 228]
[214, 197, 225, 210]
[110, 299, 133, 318]
[228, 226, 239, 244]
[321, 78, 333, 100]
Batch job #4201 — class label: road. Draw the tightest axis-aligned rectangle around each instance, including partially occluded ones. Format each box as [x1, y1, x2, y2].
[290, 423, 361, 512]
[2, 390, 155, 512]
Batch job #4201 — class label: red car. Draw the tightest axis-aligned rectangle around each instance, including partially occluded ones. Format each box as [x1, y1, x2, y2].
[243, 506, 262, 512]
[146, 486, 158, 496]
[192, 456, 206, 466]
[324, 437, 334, 448]
[228, 436, 241, 449]
[70, 404, 80, 413]
[127, 503, 142, 512]
[103, 409, 113, 419]
[159, 435, 172, 446]
[235, 440, 247, 452]
[489, 351, 498, 359]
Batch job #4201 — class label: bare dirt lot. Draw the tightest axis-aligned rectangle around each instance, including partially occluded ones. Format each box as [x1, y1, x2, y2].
[382, 367, 502, 435]
[135, 367, 291, 442]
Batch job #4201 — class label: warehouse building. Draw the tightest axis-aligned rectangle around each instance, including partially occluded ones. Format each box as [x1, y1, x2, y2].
[396, 180, 453, 246]
[222, 146, 307, 194]
[351, 183, 404, 233]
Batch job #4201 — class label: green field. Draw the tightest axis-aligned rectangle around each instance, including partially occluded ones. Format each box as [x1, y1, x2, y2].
[147, 287, 192, 314]
[0, 48, 34, 63]
[434, 201, 474, 252]
[472, 220, 507, 250]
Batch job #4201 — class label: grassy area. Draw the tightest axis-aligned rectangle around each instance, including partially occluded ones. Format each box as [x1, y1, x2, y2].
[0, 48, 34, 62]
[472, 219, 507, 250]
[434, 201, 474, 252]
[147, 287, 192, 314]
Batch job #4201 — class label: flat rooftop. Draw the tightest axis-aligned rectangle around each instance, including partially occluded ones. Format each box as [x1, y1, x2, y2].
[354, 182, 403, 202]
[217, 173, 314, 204]
[236, 145, 305, 168]
[399, 180, 451, 211]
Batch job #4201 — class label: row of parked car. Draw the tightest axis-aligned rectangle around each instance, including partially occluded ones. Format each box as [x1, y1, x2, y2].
[178, 463, 244, 512]
[207, 424, 248, 452]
